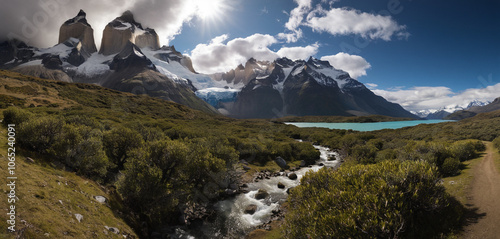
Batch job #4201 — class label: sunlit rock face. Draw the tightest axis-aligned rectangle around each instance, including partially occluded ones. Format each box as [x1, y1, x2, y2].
[58, 10, 97, 58]
[99, 10, 160, 56]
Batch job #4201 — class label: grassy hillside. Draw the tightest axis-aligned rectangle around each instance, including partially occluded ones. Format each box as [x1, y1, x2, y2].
[2, 69, 500, 238]
[0, 70, 322, 237]
[0, 125, 138, 238]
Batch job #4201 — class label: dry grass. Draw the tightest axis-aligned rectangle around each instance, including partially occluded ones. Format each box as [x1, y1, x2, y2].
[0, 123, 137, 238]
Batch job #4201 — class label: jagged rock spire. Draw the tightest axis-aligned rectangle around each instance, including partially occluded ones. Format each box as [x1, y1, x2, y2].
[99, 10, 160, 56]
[58, 9, 97, 55]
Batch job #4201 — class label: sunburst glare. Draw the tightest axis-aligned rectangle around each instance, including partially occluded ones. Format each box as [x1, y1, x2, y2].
[194, 0, 228, 21]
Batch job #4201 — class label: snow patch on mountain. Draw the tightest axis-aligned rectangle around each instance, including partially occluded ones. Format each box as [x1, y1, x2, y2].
[75, 52, 114, 77]
[34, 38, 80, 59]
[18, 60, 43, 67]
[142, 48, 244, 90]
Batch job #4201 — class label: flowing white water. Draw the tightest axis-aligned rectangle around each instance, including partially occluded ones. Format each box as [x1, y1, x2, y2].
[170, 145, 340, 238]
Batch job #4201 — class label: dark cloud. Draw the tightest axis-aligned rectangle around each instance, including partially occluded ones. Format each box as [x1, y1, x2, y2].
[0, 0, 200, 48]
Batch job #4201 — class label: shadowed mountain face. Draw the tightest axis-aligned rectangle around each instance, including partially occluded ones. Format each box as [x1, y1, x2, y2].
[225, 57, 417, 119]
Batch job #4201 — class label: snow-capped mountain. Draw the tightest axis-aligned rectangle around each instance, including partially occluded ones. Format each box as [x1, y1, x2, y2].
[0, 9, 417, 119]
[211, 57, 416, 118]
[411, 100, 491, 119]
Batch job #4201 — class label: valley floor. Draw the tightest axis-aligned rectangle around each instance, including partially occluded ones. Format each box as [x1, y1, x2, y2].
[461, 142, 500, 239]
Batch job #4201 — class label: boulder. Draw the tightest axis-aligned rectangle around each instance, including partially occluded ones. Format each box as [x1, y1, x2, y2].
[74, 213, 83, 223]
[255, 189, 269, 200]
[288, 173, 298, 180]
[94, 196, 106, 204]
[274, 156, 289, 170]
[277, 182, 285, 189]
[104, 226, 120, 234]
[244, 204, 258, 215]
[41, 55, 62, 70]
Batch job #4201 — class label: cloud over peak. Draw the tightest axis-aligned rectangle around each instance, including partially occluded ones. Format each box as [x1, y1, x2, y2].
[321, 53, 371, 79]
[190, 34, 319, 74]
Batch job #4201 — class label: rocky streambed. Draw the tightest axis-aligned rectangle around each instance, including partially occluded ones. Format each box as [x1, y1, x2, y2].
[169, 144, 341, 239]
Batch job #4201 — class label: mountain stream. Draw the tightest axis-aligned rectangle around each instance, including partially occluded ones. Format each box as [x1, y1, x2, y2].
[171, 144, 341, 238]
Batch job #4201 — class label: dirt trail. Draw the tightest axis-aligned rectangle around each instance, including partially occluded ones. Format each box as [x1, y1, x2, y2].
[461, 143, 500, 239]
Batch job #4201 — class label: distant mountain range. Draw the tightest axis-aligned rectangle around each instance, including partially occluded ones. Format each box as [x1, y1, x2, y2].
[412, 100, 491, 119]
[445, 97, 500, 120]
[0, 10, 418, 119]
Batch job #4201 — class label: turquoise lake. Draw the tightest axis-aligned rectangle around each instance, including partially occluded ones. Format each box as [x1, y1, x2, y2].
[285, 120, 455, 132]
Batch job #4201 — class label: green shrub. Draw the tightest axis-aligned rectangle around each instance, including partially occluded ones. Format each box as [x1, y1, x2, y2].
[494, 137, 500, 152]
[2, 107, 32, 126]
[284, 160, 460, 239]
[449, 140, 480, 162]
[441, 157, 461, 176]
[103, 127, 144, 170]
[18, 116, 64, 153]
[349, 144, 378, 164]
[52, 125, 110, 180]
[118, 140, 190, 227]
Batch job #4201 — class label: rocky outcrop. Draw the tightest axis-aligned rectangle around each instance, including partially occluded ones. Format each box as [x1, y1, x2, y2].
[0, 40, 35, 65]
[13, 65, 72, 82]
[109, 41, 155, 71]
[58, 10, 97, 58]
[213, 58, 275, 85]
[99, 11, 160, 56]
[153, 45, 197, 73]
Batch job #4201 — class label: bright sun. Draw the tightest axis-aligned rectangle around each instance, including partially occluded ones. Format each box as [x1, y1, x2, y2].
[195, 0, 226, 21]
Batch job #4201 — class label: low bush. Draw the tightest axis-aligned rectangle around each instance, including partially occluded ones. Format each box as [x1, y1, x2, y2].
[493, 137, 500, 152]
[284, 160, 462, 239]
[441, 157, 461, 176]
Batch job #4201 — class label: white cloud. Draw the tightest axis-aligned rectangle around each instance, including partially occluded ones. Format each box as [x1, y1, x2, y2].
[277, 43, 319, 60]
[278, 0, 311, 43]
[0, 0, 227, 48]
[366, 83, 378, 89]
[305, 7, 409, 41]
[321, 53, 371, 78]
[372, 84, 500, 112]
[190, 34, 319, 74]
[278, 1, 408, 43]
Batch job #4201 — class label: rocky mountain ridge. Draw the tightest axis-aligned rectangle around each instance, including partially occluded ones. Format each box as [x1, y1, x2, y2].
[207, 57, 417, 118]
[0, 9, 417, 119]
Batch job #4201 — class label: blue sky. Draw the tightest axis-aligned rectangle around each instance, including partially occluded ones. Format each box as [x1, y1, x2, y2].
[1, 0, 499, 112]
[171, 0, 500, 91]
[169, 0, 500, 112]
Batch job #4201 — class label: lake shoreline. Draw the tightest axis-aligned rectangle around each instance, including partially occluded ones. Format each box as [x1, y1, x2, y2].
[285, 120, 455, 132]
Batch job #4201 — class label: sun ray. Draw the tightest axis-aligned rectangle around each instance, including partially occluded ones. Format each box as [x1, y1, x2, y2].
[194, 0, 228, 22]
